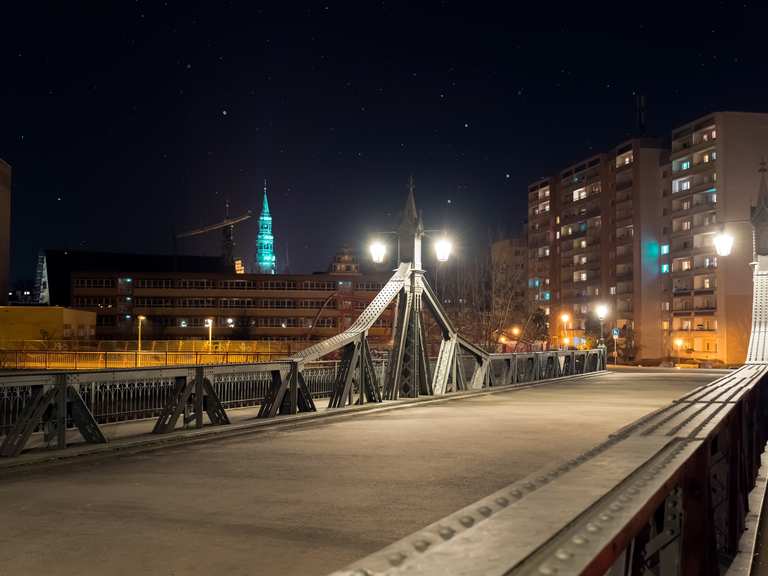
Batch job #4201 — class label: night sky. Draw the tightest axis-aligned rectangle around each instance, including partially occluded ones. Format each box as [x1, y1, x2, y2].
[2, 2, 767, 283]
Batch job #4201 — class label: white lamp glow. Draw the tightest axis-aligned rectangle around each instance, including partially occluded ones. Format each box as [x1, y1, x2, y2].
[713, 232, 734, 257]
[595, 304, 608, 321]
[434, 237, 453, 262]
[369, 240, 387, 264]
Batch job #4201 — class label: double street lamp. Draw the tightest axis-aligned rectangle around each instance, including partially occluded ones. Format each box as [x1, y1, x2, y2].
[369, 234, 453, 264]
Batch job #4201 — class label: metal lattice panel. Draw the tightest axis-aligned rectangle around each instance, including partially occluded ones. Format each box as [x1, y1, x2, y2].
[291, 263, 411, 363]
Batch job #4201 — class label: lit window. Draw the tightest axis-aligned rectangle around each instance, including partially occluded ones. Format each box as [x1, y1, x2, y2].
[681, 260, 692, 271]
[573, 187, 587, 202]
[610, 286, 616, 295]
[662, 321, 669, 330]
[542, 291, 551, 301]
[661, 264, 670, 274]
[580, 240, 587, 248]
[681, 160, 691, 170]
[661, 244, 670, 255]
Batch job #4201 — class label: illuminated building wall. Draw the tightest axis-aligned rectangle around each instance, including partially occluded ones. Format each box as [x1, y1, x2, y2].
[255, 180, 276, 274]
[660, 112, 768, 365]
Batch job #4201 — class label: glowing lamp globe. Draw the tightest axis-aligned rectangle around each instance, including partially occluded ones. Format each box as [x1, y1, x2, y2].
[369, 241, 387, 264]
[595, 304, 608, 321]
[434, 237, 453, 262]
[713, 233, 734, 257]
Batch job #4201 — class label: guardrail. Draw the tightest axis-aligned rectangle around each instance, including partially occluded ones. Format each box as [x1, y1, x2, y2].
[0, 350, 290, 370]
[0, 359, 386, 438]
[330, 363, 768, 576]
[0, 348, 606, 457]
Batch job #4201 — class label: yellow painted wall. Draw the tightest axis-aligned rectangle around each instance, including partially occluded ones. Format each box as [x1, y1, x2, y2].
[0, 307, 96, 342]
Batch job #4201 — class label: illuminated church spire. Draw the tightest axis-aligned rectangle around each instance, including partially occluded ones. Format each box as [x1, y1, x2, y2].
[256, 179, 276, 274]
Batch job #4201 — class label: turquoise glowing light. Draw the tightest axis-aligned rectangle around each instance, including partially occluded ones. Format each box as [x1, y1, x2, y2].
[256, 181, 276, 274]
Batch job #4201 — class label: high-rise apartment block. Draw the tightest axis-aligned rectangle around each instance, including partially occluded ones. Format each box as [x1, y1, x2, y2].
[0, 159, 10, 306]
[527, 111, 768, 365]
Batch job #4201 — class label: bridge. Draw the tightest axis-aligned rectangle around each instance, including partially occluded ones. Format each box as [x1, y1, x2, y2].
[1, 190, 767, 575]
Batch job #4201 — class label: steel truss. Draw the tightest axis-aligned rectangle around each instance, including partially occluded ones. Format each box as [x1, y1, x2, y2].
[152, 367, 230, 433]
[0, 375, 106, 457]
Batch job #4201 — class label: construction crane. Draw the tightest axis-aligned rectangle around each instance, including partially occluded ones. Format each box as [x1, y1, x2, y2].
[176, 201, 252, 264]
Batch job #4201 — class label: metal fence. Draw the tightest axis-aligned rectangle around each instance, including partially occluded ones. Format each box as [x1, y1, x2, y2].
[0, 350, 290, 370]
[0, 360, 387, 436]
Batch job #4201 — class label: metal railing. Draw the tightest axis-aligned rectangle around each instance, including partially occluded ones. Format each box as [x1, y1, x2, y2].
[0, 359, 387, 437]
[0, 349, 605, 446]
[0, 350, 291, 370]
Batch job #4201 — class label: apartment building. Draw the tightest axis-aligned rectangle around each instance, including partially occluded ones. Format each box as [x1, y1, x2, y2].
[36, 249, 393, 344]
[527, 111, 768, 365]
[660, 112, 768, 365]
[527, 140, 665, 358]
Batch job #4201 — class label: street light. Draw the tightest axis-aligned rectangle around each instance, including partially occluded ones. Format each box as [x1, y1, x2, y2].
[560, 312, 570, 349]
[713, 232, 735, 257]
[205, 318, 213, 350]
[369, 240, 387, 264]
[674, 337, 684, 366]
[511, 326, 521, 337]
[137, 315, 146, 353]
[434, 236, 453, 262]
[595, 304, 608, 346]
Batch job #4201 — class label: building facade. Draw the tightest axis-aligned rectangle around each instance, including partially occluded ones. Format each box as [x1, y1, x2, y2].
[36, 250, 393, 344]
[659, 112, 768, 365]
[255, 180, 276, 274]
[0, 159, 10, 306]
[527, 111, 768, 365]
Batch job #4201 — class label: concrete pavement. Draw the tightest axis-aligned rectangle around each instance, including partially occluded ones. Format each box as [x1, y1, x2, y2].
[0, 368, 720, 576]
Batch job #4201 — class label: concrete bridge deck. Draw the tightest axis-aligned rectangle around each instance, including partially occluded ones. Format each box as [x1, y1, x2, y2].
[0, 368, 721, 576]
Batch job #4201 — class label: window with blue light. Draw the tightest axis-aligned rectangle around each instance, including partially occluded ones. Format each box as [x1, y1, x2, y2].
[579, 222, 588, 232]
[681, 160, 691, 170]
[661, 264, 670, 274]
[542, 291, 551, 301]
[661, 244, 669, 255]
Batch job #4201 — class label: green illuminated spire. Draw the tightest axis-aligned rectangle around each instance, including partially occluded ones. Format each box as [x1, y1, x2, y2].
[256, 179, 276, 274]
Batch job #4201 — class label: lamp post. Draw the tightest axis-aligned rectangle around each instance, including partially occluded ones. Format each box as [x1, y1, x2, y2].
[560, 312, 570, 349]
[612, 332, 619, 365]
[674, 337, 684, 366]
[595, 304, 608, 347]
[205, 318, 213, 350]
[137, 315, 146, 352]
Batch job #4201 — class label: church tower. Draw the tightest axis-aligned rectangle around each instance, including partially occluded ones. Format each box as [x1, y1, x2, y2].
[256, 180, 276, 274]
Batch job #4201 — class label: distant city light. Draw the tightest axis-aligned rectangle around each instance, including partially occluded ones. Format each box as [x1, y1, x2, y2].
[595, 304, 609, 321]
[560, 313, 570, 324]
[369, 240, 387, 264]
[713, 232, 734, 257]
[434, 237, 452, 262]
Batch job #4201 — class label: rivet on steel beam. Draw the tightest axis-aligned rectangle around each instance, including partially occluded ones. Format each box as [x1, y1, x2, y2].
[554, 549, 573, 561]
[495, 497, 509, 507]
[510, 489, 523, 498]
[586, 523, 601, 533]
[459, 516, 475, 527]
[610, 503, 623, 512]
[387, 553, 407, 567]
[538, 563, 559, 575]
[478, 506, 492, 517]
[524, 482, 536, 491]
[413, 539, 431, 552]
[571, 535, 589, 545]
[438, 526, 455, 540]
[598, 513, 612, 522]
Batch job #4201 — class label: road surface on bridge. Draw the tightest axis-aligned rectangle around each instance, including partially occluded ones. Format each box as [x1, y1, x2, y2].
[0, 368, 721, 576]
